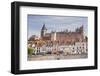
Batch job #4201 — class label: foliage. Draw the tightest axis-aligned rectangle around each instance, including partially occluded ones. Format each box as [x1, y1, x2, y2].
[28, 47, 33, 56]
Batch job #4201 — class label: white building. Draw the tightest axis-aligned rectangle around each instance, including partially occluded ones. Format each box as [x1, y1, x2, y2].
[58, 41, 88, 55]
[75, 42, 88, 54]
[31, 41, 87, 55]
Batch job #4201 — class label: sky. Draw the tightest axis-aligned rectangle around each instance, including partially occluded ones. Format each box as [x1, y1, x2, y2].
[27, 15, 88, 38]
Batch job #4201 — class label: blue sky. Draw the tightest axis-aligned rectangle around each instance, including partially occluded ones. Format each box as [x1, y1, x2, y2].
[28, 15, 88, 38]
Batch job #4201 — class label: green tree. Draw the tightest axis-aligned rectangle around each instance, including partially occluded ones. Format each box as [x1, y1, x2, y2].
[28, 47, 33, 56]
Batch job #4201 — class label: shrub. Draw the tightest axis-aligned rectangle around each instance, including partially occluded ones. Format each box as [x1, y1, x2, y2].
[28, 47, 33, 56]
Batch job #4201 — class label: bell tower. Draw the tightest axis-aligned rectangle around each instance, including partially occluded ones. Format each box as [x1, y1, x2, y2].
[41, 24, 47, 38]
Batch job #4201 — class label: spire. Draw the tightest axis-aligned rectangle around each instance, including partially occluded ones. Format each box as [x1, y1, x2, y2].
[80, 25, 83, 32]
[76, 25, 83, 33]
[41, 23, 47, 37]
[41, 23, 47, 30]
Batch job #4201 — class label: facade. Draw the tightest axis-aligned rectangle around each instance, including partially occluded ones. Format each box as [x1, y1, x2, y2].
[31, 41, 87, 55]
[41, 24, 85, 45]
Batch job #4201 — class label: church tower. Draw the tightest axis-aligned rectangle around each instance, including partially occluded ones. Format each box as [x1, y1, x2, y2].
[41, 24, 47, 38]
[76, 25, 83, 34]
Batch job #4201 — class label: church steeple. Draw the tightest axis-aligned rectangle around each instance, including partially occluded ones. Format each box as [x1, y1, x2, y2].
[41, 24, 47, 30]
[41, 23, 47, 38]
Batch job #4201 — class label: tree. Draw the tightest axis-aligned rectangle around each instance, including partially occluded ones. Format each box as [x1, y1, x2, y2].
[28, 47, 33, 56]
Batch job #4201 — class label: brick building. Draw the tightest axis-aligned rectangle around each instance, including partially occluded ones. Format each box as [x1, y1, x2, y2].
[41, 24, 86, 45]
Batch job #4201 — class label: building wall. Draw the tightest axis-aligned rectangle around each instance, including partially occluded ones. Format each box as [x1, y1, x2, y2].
[56, 32, 84, 45]
[41, 26, 84, 45]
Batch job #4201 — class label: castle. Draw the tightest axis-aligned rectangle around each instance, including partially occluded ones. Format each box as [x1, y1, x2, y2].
[40, 24, 86, 45]
[28, 24, 88, 55]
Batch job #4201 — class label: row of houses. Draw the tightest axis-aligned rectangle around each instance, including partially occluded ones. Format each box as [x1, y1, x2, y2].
[28, 41, 88, 55]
